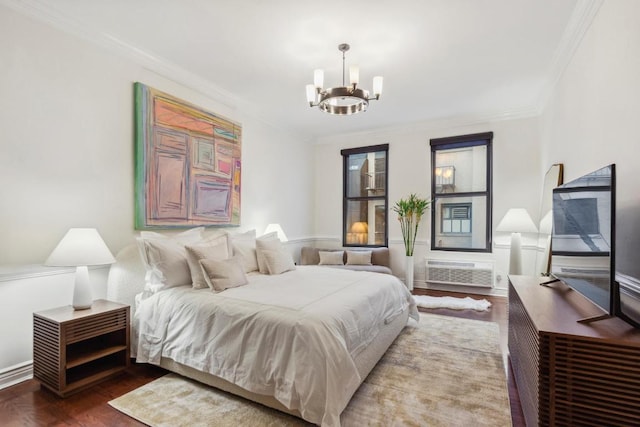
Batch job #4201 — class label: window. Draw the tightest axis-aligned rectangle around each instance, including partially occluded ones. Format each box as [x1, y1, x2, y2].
[430, 132, 492, 252]
[341, 144, 388, 246]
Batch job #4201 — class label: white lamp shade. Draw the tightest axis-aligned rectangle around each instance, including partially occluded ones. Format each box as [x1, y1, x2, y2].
[373, 76, 383, 96]
[350, 222, 368, 234]
[305, 84, 316, 103]
[313, 69, 324, 89]
[264, 224, 288, 242]
[45, 228, 116, 267]
[349, 65, 359, 85]
[496, 208, 538, 234]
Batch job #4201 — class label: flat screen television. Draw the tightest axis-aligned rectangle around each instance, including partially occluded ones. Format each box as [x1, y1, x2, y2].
[549, 164, 616, 322]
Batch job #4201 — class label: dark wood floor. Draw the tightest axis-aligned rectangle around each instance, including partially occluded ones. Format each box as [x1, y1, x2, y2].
[0, 289, 524, 426]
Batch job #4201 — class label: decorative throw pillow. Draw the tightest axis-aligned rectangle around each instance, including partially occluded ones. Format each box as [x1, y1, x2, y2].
[261, 249, 296, 275]
[185, 234, 231, 289]
[227, 229, 259, 273]
[346, 250, 373, 266]
[255, 232, 279, 273]
[199, 256, 248, 292]
[319, 250, 345, 265]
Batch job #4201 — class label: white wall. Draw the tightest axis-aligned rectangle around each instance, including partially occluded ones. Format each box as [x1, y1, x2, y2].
[313, 116, 542, 294]
[0, 6, 314, 266]
[539, 0, 640, 280]
[0, 5, 314, 377]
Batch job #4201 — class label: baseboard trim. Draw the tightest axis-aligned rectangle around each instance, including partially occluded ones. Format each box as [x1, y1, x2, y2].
[0, 361, 33, 390]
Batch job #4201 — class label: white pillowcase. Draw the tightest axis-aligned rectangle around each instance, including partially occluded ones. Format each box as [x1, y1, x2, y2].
[346, 250, 373, 266]
[255, 232, 279, 273]
[142, 238, 193, 289]
[136, 227, 204, 270]
[227, 229, 259, 273]
[199, 256, 248, 292]
[185, 234, 231, 289]
[319, 251, 345, 265]
[261, 249, 296, 275]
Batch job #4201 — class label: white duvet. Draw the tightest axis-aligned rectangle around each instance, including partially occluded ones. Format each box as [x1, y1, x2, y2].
[134, 266, 418, 426]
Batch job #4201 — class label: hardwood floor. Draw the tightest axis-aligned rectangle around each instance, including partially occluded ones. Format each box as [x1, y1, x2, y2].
[0, 289, 524, 426]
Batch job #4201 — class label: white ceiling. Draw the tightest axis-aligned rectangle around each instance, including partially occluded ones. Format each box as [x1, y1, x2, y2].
[6, 0, 593, 139]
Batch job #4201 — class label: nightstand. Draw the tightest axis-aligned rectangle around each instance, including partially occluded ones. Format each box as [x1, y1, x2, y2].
[33, 299, 130, 397]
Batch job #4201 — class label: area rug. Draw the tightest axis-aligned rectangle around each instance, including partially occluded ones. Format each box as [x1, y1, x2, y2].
[413, 295, 492, 311]
[109, 313, 511, 426]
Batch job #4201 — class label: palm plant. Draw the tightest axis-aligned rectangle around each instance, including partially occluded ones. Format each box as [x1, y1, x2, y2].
[391, 194, 431, 256]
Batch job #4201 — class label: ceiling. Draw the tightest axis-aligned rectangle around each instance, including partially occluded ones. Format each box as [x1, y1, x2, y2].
[6, 0, 590, 139]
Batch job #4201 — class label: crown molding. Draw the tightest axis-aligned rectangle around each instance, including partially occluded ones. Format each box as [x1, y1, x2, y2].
[534, 0, 604, 114]
[0, 0, 245, 110]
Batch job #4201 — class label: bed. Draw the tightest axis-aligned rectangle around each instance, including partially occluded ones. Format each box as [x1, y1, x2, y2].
[107, 242, 418, 426]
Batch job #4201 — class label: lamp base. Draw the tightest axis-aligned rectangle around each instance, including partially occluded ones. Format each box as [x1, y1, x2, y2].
[508, 232, 523, 276]
[73, 266, 93, 310]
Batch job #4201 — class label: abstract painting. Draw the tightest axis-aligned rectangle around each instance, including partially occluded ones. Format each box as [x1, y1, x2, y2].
[134, 83, 241, 229]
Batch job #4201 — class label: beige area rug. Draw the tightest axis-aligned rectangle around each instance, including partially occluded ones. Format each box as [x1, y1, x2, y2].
[109, 313, 511, 426]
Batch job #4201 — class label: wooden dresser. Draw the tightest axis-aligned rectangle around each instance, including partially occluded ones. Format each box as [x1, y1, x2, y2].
[508, 276, 640, 426]
[33, 300, 130, 397]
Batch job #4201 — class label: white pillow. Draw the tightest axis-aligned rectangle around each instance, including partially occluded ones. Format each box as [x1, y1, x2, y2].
[346, 250, 373, 266]
[255, 232, 279, 273]
[319, 251, 345, 265]
[261, 249, 296, 275]
[227, 229, 259, 273]
[143, 238, 192, 289]
[185, 234, 231, 289]
[136, 227, 204, 269]
[200, 256, 248, 292]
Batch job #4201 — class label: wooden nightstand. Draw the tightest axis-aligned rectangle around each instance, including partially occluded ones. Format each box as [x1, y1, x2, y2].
[33, 299, 130, 397]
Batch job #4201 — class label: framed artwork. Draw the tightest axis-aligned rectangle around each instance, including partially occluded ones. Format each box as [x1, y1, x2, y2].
[134, 82, 242, 229]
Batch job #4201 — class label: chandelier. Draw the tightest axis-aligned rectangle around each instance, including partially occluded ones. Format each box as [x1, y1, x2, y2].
[305, 43, 383, 115]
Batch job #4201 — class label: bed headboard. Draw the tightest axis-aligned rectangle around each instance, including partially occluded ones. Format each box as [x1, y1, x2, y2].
[106, 243, 146, 308]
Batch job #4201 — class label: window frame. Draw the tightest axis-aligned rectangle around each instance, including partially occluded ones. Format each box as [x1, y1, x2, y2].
[341, 144, 389, 247]
[430, 132, 493, 252]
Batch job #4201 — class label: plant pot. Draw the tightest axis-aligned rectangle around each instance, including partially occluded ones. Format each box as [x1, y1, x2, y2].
[405, 255, 414, 292]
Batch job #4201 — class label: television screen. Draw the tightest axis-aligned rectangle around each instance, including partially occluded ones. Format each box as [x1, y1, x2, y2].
[550, 164, 614, 316]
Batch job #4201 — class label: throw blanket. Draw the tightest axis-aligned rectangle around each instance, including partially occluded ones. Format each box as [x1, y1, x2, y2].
[134, 266, 418, 426]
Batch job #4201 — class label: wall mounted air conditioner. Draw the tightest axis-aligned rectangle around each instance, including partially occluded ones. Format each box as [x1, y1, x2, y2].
[426, 259, 494, 288]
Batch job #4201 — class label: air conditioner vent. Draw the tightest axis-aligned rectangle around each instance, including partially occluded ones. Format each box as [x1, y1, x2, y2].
[426, 259, 494, 288]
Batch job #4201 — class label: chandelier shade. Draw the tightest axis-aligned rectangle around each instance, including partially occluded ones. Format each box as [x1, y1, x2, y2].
[306, 43, 382, 115]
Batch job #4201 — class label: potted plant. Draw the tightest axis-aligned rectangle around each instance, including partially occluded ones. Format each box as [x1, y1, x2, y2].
[392, 194, 431, 290]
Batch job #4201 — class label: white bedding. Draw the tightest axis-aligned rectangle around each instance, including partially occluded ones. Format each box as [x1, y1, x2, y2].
[134, 265, 418, 426]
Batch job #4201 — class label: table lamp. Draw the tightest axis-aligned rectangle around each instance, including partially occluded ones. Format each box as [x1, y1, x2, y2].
[496, 208, 537, 275]
[45, 228, 116, 310]
[350, 222, 369, 244]
[264, 224, 288, 242]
